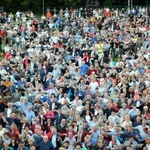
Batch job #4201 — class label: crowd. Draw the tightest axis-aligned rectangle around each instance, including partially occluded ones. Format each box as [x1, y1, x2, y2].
[0, 6, 150, 150]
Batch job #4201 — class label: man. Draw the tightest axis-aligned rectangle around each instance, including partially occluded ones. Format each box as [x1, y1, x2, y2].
[58, 93, 70, 105]
[108, 135, 121, 149]
[21, 98, 33, 112]
[89, 116, 98, 129]
[24, 106, 35, 123]
[90, 125, 100, 147]
[124, 136, 138, 150]
[118, 103, 129, 117]
[44, 73, 54, 89]
[39, 135, 54, 150]
[135, 120, 149, 139]
[123, 126, 143, 143]
[17, 141, 29, 150]
[80, 61, 89, 76]
[50, 127, 62, 149]
[55, 109, 67, 126]
[57, 119, 68, 140]
[33, 126, 43, 148]
[63, 132, 76, 149]
[4, 102, 19, 118]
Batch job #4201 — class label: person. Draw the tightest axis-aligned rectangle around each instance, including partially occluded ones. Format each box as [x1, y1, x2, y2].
[124, 136, 139, 150]
[39, 135, 54, 150]
[1, 142, 13, 150]
[0, 6, 150, 150]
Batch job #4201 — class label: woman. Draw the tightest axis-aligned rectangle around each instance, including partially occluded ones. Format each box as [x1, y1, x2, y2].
[95, 140, 106, 150]
[97, 110, 106, 122]
[20, 117, 30, 133]
[9, 123, 19, 141]
[108, 121, 115, 132]
[66, 125, 77, 137]
[142, 106, 150, 119]
[18, 132, 28, 146]
[82, 109, 92, 124]
[43, 118, 53, 133]
[94, 105, 101, 116]
[67, 108, 77, 123]
[121, 114, 132, 129]
[142, 137, 150, 150]
[74, 143, 87, 150]
[9, 137, 18, 150]
[10, 88, 22, 103]
[44, 104, 55, 123]
[27, 138, 35, 150]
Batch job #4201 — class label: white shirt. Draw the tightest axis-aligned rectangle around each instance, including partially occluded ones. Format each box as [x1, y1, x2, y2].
[58, 97, 70, 105]
[135, 125, 149, 139]
[52, 134, 57, 148]
[7, 108, 12, 117]
[89, 81, 99, 93]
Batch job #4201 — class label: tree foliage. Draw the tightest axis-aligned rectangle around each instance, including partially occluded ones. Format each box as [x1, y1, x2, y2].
[0, 0, 148, 13]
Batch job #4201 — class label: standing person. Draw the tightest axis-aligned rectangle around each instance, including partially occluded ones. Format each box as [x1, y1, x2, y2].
[46, 11, 52, 20]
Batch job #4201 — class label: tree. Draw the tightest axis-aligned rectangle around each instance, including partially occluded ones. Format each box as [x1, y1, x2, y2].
[103, 0, 114, 6]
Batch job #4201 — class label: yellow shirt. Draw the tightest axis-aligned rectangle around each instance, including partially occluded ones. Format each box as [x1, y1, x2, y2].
[97, 43, 104, 53]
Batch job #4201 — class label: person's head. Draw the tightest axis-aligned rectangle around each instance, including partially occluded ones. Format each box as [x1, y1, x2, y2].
[145, 137, 150, 144]
[4, 132, 10, 139]
[142, 120, 147, 126]
[3, 142, 9, 149]
[43, 135, 49, 143]
[10, 123, 17, 130]
[136, 116, 141, 123]
[122, 103, 127, 109]
[28, 138, 35, 146]
[93, 125, 98, 131]
[28, 106, 32, 111]
[57, 109, 62, 114]
[75, 143, 82, 150]
[51, 127, 57, 134]
[19, 141, 25, 149]
[68, 132, 73, 138]
[143, 106, 148, 112]
[84, 135, 91, 143]
[30, 145, 36, 150]
[92, 116, 97, 122]
[24, 98, 28, 104]
[97, 140, 104, 148]
[62, 141, 69, 148]
[127, 126, 133, 132]
[20, 132, 27, 139]
[8, 102, 13, 108]
[129, 136, 134, 142]
[111, 135, 117, 141]
[114, 126, 120, 133]
[61, 119, 66, 125]
[35, 117, 40, 123]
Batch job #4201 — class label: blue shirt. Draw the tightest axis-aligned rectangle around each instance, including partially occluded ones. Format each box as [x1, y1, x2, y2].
[90, 130, 100, 146]
[24, 110, 35, 122]
[81, 64, 89, 76]
[21, 102, 33, 112]
[39, 141, 54, 150]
